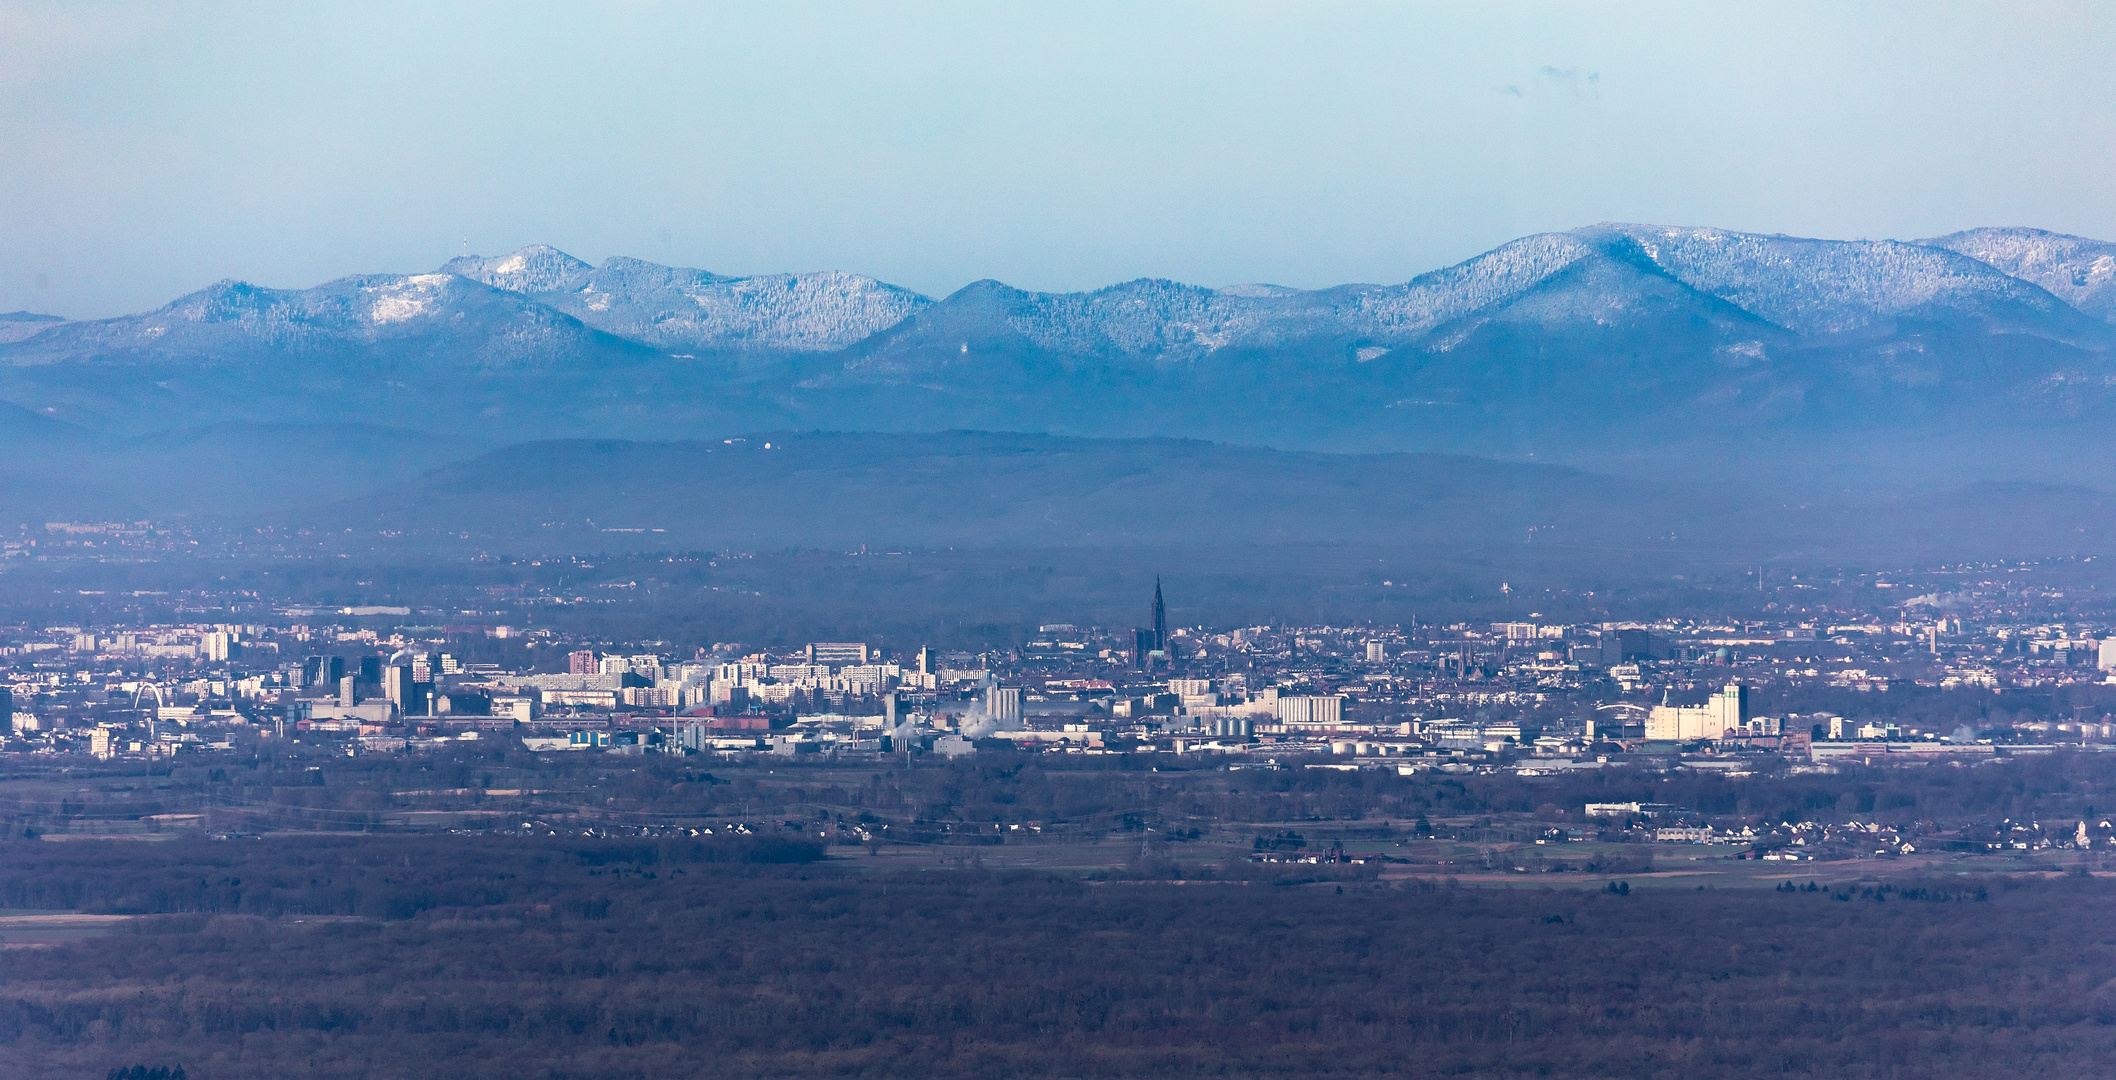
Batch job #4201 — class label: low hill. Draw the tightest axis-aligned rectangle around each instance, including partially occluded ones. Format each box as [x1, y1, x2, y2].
[330, 430, 1707, 553]
[325, 431, 2116, 566]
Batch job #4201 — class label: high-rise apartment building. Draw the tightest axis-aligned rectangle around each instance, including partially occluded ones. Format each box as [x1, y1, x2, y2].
[569, 650, 599, 675]
[807, 643, 870, 665]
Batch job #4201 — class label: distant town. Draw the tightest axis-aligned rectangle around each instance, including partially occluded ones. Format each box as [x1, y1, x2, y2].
[10, 561, 2114, 778]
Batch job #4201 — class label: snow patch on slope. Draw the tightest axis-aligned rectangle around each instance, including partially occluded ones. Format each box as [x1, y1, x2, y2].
[365, 274, 455, 324]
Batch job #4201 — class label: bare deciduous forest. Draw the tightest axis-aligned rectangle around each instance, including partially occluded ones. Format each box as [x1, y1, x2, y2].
[0, 833, 2111, 1079]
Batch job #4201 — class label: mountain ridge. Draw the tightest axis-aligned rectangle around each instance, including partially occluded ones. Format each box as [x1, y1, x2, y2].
[442, 249, 931, 354]
[5, 223, 2114, 485]
[1923, 227, 2116, 324]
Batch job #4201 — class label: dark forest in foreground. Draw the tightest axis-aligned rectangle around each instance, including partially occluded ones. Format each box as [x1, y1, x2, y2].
[1, 837, 2111, 1080]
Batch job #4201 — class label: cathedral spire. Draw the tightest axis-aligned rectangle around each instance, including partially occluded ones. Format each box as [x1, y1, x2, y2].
[1152, 577, 1166, 654]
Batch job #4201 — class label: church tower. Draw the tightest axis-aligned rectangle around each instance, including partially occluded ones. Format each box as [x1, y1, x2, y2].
[1152, 577, 1167, 655]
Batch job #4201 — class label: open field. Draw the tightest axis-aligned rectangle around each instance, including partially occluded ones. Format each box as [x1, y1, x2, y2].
[0, 913, 132, 948]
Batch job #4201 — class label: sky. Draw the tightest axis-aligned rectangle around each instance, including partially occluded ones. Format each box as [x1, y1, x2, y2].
[4, 1, 2115, 318]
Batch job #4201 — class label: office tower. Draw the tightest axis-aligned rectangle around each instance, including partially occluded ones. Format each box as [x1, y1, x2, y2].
[322, 656, 346, 686]
[0, 686, 12, 734]
[338, 675, 358, 707]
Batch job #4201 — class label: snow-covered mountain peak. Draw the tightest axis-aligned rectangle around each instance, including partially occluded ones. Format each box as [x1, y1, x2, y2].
[1343, 230, 1596, 338]
[442, 245, 594, 293]
[421, 246, 938, 353]
[159, 280, 282, 324]
[1578, 223, 2082, 335]
[452, 253, 937, 353]
[581, 256, 732, 290]
[1923, 227, 2116, 322]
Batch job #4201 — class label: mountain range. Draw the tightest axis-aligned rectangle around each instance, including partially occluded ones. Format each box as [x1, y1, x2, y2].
[5, 222, 2116, 501]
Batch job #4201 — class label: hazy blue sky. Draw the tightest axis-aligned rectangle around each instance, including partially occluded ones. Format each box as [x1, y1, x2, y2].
[4, 1, 2114, 317]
